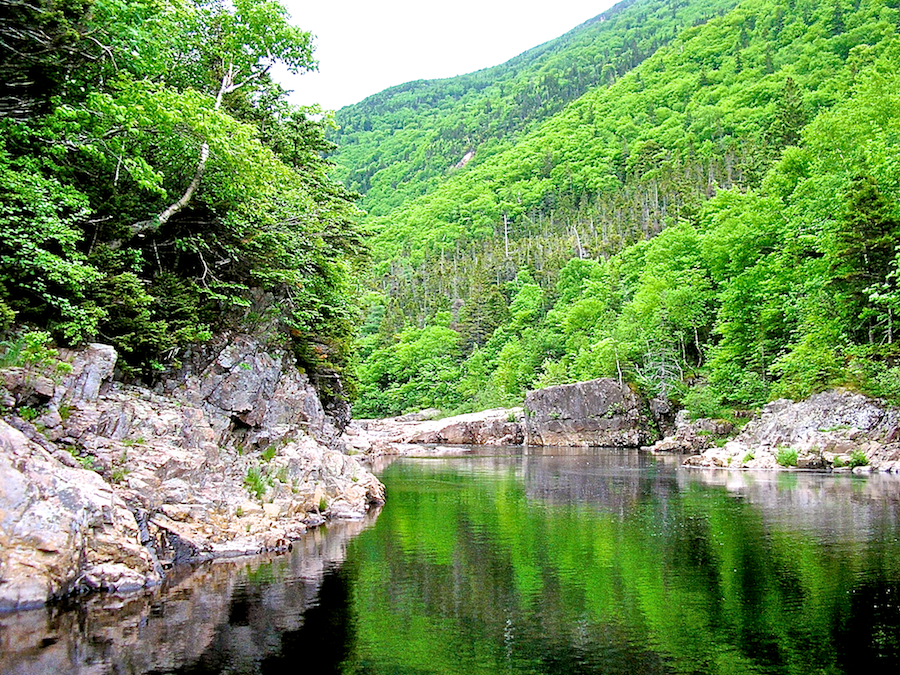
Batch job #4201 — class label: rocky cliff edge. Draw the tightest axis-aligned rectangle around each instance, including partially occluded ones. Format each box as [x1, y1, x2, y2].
[0, 336, 384, 612]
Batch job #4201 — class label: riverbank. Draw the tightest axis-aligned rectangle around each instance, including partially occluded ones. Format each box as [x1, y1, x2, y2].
[345, 379, 900, 476]
[5, 363, 899, 612]
[680, 390, 900, 472]
[0, 336, 384, 612]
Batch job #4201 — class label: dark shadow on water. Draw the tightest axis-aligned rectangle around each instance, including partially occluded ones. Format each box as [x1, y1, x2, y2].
[0, 515, 377, 675]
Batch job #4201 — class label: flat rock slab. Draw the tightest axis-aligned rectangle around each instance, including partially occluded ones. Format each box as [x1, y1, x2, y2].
[347, 408, 524, 454]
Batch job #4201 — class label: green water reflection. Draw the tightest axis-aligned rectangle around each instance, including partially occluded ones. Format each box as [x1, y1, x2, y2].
[339, 449, 900, 675]
[5, 448, 899, 674]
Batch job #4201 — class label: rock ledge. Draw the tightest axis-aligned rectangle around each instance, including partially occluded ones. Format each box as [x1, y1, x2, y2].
[684, 390, 900, 472]
[0, 337, 384, 612]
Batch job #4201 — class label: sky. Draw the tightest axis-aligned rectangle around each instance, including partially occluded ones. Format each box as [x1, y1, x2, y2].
[278, 1, 619, 111]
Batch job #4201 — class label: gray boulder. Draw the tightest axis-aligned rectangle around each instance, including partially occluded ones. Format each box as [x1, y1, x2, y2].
[0, 420, 159, 612]
[169, 334, 336, 449]
[648, 415, 734, 454]
[524, 378, 655, 447]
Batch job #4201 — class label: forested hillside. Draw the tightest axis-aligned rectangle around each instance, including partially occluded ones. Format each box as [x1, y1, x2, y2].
[330, 0, 741, 216]
[0, 0, 363, 381]
[351, 0, 900, 418]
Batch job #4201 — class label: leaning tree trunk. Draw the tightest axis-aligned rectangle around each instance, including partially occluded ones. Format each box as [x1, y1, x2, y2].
[126, 62, 263, 240]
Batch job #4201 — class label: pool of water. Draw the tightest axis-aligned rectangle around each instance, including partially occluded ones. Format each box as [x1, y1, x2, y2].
[4, 447, 900, 674]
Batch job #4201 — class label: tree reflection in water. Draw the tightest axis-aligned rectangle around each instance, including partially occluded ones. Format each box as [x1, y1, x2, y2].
[3, 448, 900, 675]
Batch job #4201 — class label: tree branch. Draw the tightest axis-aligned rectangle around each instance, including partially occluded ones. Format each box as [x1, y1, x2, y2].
[126, 65, 234, 240]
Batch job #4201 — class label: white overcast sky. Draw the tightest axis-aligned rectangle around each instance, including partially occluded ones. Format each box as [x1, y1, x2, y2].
[278, 1, 619, 111]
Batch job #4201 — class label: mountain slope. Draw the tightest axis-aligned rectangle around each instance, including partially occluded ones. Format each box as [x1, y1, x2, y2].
[330, 0, 742, 216]
[369, 0, 892, 275]
[351, 0, 900, 417]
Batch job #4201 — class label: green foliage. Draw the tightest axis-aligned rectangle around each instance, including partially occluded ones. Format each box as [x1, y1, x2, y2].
[355, 319, 462, 417]
[854, 362, 900, 406]
[848, 450, 869, 468]
[108, 450, 130, 484]
[0, 144, 102, 340]
[351, 0, 900, 416]
[0, 0, 366, 381]
[0, 330, 61, 370]
[331, 0, 743, 217]
[17, 405, 38, 421]
[66, 446, 99, 472]
[776, 447, 798, 467]
[682, 383, 729, 420]
[244, 465, 266, 500]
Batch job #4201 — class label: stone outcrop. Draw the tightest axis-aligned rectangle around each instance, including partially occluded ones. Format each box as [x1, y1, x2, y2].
[524, 378, 656, 447]
[685, 390, 900, 472]
[646, 411, 734, 454]
[345, 408, 524, 456]
[0, 420, 158, 610]
[0, 336, 384, 612]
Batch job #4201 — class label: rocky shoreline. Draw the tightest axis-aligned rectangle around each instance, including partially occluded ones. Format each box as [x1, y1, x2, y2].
[5, 362, 900, 613]
[343, 379, 900, 475]
[343, 378, 666, 455]
[345, 380, 900, 479]
[676, 391, 900, 473]
[0, 515, 377, 674]
[0, 336, 384, 612]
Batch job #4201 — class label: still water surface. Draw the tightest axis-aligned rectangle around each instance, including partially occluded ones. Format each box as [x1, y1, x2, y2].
[3, 447, 900, 674]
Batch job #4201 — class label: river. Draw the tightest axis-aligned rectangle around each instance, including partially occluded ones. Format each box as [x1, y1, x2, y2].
[3, 446, 900, 674]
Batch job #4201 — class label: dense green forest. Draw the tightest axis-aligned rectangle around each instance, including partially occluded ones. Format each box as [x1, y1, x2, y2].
[0, 0, 363, 381]
[330, 0, 741, 217]
[348, 0, 900, 418]
[4, 0, 899, 422]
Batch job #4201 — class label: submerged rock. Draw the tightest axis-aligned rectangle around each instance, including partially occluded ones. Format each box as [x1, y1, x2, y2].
[524, 378, 655, 447]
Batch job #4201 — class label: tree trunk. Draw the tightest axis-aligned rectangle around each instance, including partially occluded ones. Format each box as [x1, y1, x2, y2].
[126, 64, 239, 240]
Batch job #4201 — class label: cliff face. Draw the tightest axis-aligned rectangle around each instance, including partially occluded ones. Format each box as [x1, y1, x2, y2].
[0, 335, 384, 612]
[524, 378, 657, 448]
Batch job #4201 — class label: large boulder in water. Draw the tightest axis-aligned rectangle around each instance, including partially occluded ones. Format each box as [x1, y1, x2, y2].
[524, 378, 655, 447]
